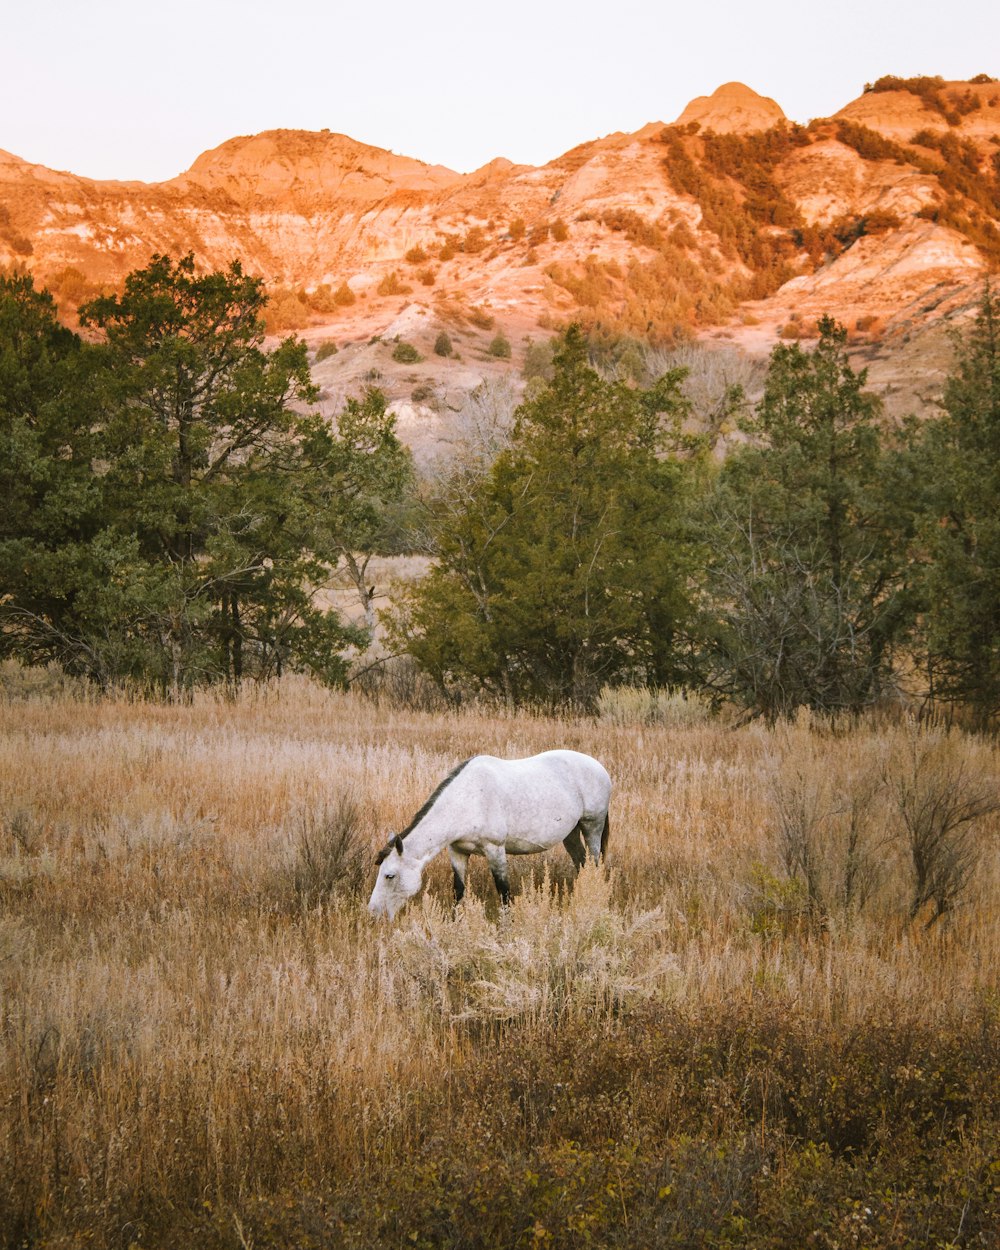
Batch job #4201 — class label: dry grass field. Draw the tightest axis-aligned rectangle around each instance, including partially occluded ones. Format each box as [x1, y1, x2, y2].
[2, 676, 999, 1248]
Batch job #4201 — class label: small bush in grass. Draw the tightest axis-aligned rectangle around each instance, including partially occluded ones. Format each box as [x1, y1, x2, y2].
[508, 217, 526, 241]
[392, 340, 422, 363]
[405, 244, 428, 264]
[332, 281, 356, 306]
[288, 792, 371, 905]
[885, 728, 1000, 927]
[488, 332, 511, 359]
[314, 341, 338, 363]
[434, 330, 453, 357]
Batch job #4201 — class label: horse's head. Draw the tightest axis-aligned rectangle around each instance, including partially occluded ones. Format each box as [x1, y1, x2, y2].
[368, 833, 422, 919]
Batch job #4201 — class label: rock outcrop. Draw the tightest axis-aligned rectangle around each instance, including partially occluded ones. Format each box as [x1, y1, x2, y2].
[674, 81, 786, 134]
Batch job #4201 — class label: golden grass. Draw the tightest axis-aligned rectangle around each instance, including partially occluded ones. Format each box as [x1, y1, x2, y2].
[2, 680, 999, 1245]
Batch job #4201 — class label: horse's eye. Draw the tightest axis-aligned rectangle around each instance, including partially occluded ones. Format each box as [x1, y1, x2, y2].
[384, 872, 396, 881]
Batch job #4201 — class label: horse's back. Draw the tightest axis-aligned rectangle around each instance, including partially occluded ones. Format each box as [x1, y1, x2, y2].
[469, 749, 610, 815]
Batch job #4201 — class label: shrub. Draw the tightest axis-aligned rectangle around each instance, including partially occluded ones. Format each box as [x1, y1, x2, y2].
[551, 217, 569, 242]
[265, 288, 310, 332]
[522, 337, 555, 383]
[488, 333, 511, 359]
[332, 281, 356, 306]
[391, 340, 422, 363]
[885, 729, 1000, 927]
[314, 341, 338, 363]
[468, 306, 495, 331]
[766, 733, 888, 922]
[434, 331, 453, 357]
[47, 266, 92, 307]
[285, 792, 371, 906]
[377, 271, 412, 297]
[405, 245, 428, 264]
[508, 217, 526, 241]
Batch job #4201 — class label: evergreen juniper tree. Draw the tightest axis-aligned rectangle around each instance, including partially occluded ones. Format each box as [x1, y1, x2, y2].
[696, 316, 911, 720]
[399, 325, 698, 706]
[913, 284, 1000, 727]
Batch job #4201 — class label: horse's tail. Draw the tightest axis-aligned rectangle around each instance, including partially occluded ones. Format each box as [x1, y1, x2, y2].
[600, 809, 610, 860]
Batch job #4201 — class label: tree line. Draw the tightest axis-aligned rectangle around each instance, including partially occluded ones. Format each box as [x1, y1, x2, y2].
[400, 301, 1000, 728]
[2, 255, 998, 726]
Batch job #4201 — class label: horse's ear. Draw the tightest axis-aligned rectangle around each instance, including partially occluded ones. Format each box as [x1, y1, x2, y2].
[393, 834, 404, 855]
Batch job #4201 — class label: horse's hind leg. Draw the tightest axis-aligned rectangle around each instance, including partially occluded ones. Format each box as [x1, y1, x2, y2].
[580, 812, 608, 863]
[483, 844, 511, 906]
[448, 846, 470, 904]
[562, 824, 587, 870]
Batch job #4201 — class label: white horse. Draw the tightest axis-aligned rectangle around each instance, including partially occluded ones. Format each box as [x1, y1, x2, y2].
[368, 749, 611, 919]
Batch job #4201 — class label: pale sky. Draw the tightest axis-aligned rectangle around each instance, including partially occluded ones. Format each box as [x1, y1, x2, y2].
[3, 0, 999, 182]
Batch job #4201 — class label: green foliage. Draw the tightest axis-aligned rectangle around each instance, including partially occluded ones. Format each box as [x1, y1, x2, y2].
[487, 332, 511, 358]
[433, 330, 453, 357]
[696, 317, 911, 719]
[399, 325, 698, 706]
[391, 339, 422, 363]
[0, 257, 413, 697]
[314, 340, 338, 362]
[911, 284, 1000, 726]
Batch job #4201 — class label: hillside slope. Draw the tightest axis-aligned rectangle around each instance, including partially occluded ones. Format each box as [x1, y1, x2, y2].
[2, 75, 997, 436]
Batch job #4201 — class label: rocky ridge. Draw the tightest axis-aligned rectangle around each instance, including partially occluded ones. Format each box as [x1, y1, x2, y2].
[2, 76, 998, 438]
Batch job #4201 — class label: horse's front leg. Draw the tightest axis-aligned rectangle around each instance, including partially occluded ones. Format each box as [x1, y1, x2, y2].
[448, 846, 470, 904]
[483, 844, 511, 906]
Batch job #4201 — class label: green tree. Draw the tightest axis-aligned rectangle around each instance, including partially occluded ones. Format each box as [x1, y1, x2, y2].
[913, 284, 1000, 726]
[305, 387, 413, 637]
[0, 271, 108, 674]
[696, 316, 910, 719]
[1, 257, 412, 696]
[399, 325, 697, 706]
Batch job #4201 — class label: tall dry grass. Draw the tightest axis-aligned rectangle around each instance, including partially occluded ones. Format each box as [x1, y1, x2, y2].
[2, 680, 999, 1247]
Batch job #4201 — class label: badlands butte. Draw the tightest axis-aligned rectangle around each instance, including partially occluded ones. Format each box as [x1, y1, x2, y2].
[3, 75, 1000, 444]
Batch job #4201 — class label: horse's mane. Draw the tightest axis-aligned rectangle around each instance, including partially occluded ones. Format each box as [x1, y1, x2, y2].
[375, 757, 473, 863]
